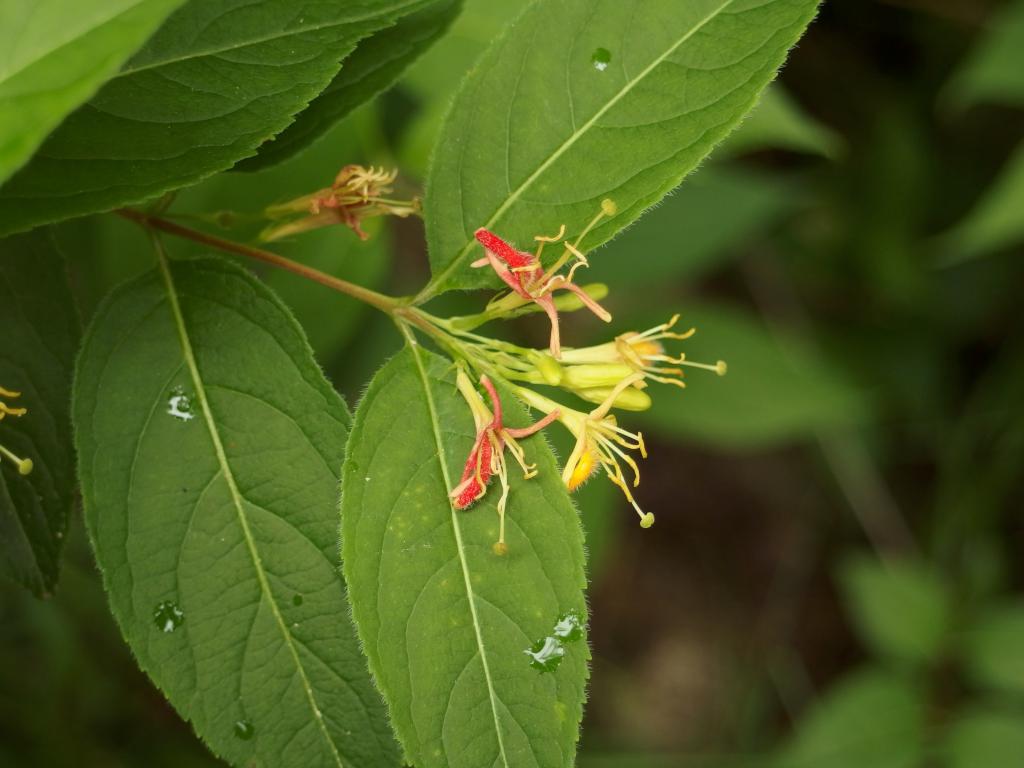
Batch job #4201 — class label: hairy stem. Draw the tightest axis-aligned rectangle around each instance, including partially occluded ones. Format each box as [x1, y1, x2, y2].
[117, 208, 404, 314]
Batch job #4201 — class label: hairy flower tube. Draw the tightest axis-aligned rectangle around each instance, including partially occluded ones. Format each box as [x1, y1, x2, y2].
[261, 164, 420, 242]
[517, 377, 656, 528]
[0, 386, 33, 475]
[450, 370, 559, 555]
[472, 200, 618, 358]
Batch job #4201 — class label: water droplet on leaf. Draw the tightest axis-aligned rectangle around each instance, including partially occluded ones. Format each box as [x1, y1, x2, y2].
[153, 600, 184, 633]
[591, 47, 612, 71]
[234, 719, 255, 740]
[525, 610, 584, 672]
[552, 610, 583, 643]
[167, 387, 195, 421]
[525, 636, 565, 673]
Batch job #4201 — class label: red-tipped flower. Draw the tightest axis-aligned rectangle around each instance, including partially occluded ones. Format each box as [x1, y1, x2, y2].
[450, 371, 559, 554]
[471, 201, 617, 358]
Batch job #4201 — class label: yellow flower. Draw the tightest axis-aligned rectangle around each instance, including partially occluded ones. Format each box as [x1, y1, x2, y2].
[0, 386, 32, 475]
[519, 375, 653, 528]
[560, 314, 727, 387]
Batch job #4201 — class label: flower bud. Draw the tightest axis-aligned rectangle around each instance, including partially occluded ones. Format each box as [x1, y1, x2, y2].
[530, 351, 564, 386]
[562, 362, 636, 390]
[576, 385, 652, 412]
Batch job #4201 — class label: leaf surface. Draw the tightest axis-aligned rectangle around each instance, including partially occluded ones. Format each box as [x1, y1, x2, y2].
[938, 140, 1024, 266]
[720, 85, 841, 158]
[0, 0, 430, 236]
[0, 231, 79, 595]
[0, 0, 183, 185]
[74, 256, 399, 767]
[239, 0, 462, 171]
[839, 555, 950, 666]
[945, 0, 1024, 109]
[963, 603, 1024, 695]
[421, 0, 821, 298]
[341, 343, 589, 768]
[775, 667, 926, 768]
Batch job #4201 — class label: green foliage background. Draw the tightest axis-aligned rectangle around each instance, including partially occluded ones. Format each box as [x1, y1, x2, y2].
[2, 0, 1024, 766]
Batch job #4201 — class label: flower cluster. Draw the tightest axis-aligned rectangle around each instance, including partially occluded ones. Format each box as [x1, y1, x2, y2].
[432, 201, 726, 551]
[0, 386, 33, 475]
[261, 165, 420, 242]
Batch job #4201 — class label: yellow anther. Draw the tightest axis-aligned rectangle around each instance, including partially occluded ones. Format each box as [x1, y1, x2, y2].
[601, 199, 617, 216]
[640, 512, 655, 529]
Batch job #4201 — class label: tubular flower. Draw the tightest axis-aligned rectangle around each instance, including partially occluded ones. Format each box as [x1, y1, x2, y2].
[519, 376, 652, 527]
[0, 386, 32, 475]
[559, 314, 727, 388]
[450, 370, 559, 554]
[472, 200, 618, 358]
[262, 165, 420, 242]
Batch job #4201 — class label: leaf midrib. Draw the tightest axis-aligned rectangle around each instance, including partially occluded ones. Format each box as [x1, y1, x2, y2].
[399, 326, 510, 768]
[155, 246, 345, 768]
[114, 0, 424, 78]
[417, 0, 734, 302]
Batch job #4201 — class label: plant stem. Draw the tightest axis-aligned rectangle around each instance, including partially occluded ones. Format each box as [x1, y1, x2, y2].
[116, 208, 404, 314]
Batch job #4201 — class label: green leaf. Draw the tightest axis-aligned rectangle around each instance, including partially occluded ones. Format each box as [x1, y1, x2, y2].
[943, 706, 1024, 768]
[74, 256, 399, 767]
[838, 555, 950, 666]
[963, 603, 1024, 695]
[239, 0, 462, 171]
[945, 0, 1024, 109]
[0, 231, 79, 596]
[627, 302, 866, 447]
[589, 167, 804, 286]
[421, 0, 821, 298]
[720, 85, 842, 158]
[0, 0, 184, 185]
[0, 0, 430, 236]
[774, 667, 926, 768]
[937, 140, 1024, 266]
[341, 344, 589, 768]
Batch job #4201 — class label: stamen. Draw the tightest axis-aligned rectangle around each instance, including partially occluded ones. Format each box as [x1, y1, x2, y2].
[0, 444, 33, 476]
[678, 359, 728, 376]
[533, 224, 566, 263]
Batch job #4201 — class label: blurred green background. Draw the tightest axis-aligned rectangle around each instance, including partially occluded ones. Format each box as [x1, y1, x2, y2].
[3, 0, 1024, 765]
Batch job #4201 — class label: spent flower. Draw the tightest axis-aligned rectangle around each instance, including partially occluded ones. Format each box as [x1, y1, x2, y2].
[262, 165, 420, 242]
